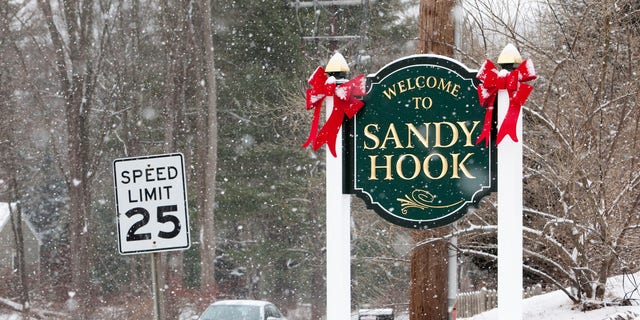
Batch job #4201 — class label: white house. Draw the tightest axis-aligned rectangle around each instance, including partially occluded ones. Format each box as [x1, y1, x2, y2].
[0, 202, 41, 279]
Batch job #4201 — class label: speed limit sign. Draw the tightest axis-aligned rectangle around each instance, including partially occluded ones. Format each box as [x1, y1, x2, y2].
[113, 153, 190, 255]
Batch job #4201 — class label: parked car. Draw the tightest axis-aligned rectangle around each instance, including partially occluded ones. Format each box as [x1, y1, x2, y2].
[198, 299, 287, 320]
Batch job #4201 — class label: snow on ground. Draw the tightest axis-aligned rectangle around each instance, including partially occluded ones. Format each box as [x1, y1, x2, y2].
[1, 274, 639, 319]
[461, 273, 640, 320]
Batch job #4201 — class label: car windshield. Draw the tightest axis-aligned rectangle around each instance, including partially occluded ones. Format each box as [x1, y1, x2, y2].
[200, 304, 261, 320]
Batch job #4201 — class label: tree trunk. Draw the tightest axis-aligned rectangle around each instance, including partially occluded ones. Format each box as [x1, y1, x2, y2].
[198, 0, 219, 291]
[411, 1, 455, 320]
[8, 202, 30, 312]
[0, 39, 30, 309]
[38, 0, 97, 317]
[159, 2, 189, 318]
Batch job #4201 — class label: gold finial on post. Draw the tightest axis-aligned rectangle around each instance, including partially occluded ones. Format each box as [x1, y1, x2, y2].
[325, 52, 350, 74]
[497, 44, 523, 69]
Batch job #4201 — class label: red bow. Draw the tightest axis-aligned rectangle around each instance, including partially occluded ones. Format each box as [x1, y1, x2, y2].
[303, 67, 365, 157]
[476, 59, 537, 146]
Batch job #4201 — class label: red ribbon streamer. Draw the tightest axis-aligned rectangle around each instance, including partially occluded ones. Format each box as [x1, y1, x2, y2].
[303, 67, 365, 157]
[476, 59, 537, 146]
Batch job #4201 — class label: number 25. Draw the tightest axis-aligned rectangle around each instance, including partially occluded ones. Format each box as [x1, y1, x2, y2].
[125, 205, 181, 241]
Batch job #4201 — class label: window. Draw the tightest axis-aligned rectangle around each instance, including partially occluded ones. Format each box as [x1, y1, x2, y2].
[264, 304, 282, 319]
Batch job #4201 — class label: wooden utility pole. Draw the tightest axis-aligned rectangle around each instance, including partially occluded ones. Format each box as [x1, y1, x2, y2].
[417, 0, 455, 55]
[410, 1, 456, 320]
[199, 0, 219, 292]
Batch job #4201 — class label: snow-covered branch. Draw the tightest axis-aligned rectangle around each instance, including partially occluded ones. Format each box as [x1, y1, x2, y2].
[0, 297, 67, 319]
[459, 249, 580, 303]
[413, 225, 497, 248]
[523, 226, 575, 261]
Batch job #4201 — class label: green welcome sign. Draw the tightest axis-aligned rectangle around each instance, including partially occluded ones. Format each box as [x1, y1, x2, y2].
[350, 55, 496, 229]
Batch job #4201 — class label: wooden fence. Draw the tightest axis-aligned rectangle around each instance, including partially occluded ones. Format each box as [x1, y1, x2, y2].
[457, 285, 543, 318]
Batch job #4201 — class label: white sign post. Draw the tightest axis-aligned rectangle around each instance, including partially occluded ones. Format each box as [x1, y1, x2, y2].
[325, 114, 352, 320]
[324, 53, 352, 320]
[113, 153, 190, 254]
[497, 87, 523, 320]
[496, 44, 525, 320]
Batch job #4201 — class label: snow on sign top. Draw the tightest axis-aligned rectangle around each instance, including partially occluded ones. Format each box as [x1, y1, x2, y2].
[113, 153, 190, 255]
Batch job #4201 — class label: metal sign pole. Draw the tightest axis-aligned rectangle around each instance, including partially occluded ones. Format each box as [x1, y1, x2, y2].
[151, 253, 162, 320]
